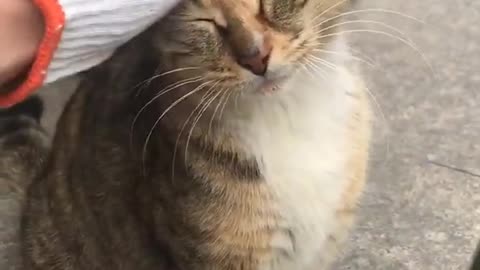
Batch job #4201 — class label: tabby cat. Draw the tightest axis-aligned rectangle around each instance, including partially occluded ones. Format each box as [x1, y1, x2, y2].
[1, 0, 371, 269]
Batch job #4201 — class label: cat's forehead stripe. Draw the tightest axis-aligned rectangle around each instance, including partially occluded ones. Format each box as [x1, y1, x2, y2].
[195, 0, 259, 11]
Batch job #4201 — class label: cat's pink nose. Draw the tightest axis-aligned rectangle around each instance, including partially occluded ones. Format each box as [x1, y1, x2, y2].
[237, 42, 272, 76]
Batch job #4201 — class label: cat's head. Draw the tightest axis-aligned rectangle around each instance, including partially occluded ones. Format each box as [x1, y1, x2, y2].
[149, 0, 349, 96]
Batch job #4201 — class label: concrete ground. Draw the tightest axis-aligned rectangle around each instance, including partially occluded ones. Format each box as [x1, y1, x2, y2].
[1, 0, 479, 269]
[335, 0, 480, 269]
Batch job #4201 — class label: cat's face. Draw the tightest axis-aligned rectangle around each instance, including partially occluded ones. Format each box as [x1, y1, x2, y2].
[152, 0, 348, 95]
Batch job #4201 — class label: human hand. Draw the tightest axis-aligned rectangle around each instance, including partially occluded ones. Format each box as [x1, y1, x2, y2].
[0, 0, 44, 86]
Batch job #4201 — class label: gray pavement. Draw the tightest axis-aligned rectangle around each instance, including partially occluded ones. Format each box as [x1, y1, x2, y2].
[1, 0, 479, 269]
[336, 0, 480, 269]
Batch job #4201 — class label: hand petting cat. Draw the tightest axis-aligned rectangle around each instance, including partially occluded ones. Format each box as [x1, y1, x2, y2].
[0, 0, 182, 108]
[0, 0, 43, 88]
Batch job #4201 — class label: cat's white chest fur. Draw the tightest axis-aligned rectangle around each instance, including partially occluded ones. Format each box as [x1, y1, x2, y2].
[229, 63, 358, 269]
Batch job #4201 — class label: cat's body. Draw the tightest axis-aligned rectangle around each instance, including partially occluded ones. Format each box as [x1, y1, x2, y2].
[1, 0, 370, 269]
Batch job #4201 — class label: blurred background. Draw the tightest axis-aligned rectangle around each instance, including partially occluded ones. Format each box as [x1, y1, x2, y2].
[2, 0, 479, 269]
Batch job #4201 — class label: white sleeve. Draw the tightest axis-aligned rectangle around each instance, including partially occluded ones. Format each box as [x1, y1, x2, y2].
[45, 0, 180, 83]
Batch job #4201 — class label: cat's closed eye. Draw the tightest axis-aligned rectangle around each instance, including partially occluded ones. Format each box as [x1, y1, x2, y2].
[193, 18, 217, 26]
[193, 18, 228, 34]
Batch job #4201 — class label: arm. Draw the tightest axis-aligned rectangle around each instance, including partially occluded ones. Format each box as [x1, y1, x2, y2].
[0, 0, 181, 107]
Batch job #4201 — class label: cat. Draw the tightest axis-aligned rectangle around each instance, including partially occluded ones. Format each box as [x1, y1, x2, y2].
[472, 244, 480, 270]
[0, 0, 371, 269]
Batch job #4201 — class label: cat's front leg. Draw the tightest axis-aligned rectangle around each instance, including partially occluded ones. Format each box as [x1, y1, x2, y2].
[0, 96, 50, 270]
[0, 96, 49, 181]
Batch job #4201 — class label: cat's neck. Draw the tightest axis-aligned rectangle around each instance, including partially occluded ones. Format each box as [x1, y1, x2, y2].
[218, 61, 357, 153]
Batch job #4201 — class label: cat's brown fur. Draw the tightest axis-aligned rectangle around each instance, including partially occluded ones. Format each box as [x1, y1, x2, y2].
[0, 0, 370, 269]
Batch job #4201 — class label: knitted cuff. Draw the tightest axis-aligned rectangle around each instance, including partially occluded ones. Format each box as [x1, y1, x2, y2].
[0, 0, 64, 107]
[0, 0, 180, 108]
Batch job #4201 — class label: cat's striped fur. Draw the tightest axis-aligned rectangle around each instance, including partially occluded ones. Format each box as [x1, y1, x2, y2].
[0, 0, 370, 269]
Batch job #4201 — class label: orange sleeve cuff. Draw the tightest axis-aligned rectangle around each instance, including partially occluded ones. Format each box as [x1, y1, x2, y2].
[0, 0, 65, 108]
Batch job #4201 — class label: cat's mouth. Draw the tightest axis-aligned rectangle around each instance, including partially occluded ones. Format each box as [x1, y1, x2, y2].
[252, 70, 290, 94]
[258, 77, 286, 94]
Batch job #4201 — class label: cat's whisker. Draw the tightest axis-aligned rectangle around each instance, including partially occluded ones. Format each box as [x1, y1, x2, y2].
[306, 62, 323, 79]
[314, 19, 414, 47]
[363, 85, 391, 161]
[130, 76, 204, 149]
[310, 8, 424, 70]
[154, 76, 204, 97]
[308, 54, 362, 81]
[180, 83, 219, 143]
[308, 55, 340, 72]
[311, 0, 349, 25]
[133, 67, 200, 97]
[297, 61, 315, 79]
[344, 44, 378, 67]
[304, 56, 329, 80]
[233, 90, 241, 112]
[314, 8, 424, 28]
[218, 89, 235, 123]
[184, 86, 223, 165]
[308, 54, 390, 161]
[311, 48, 375, 67]
[298, 56, 319, 80]
[208, 87, 228, 136]
[309, 40, 376, 73]
[316, 29, 434, 75]
[171, 82, 220, 181]
[142, 80, 213, 175]
[132, 76, 203, 128]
